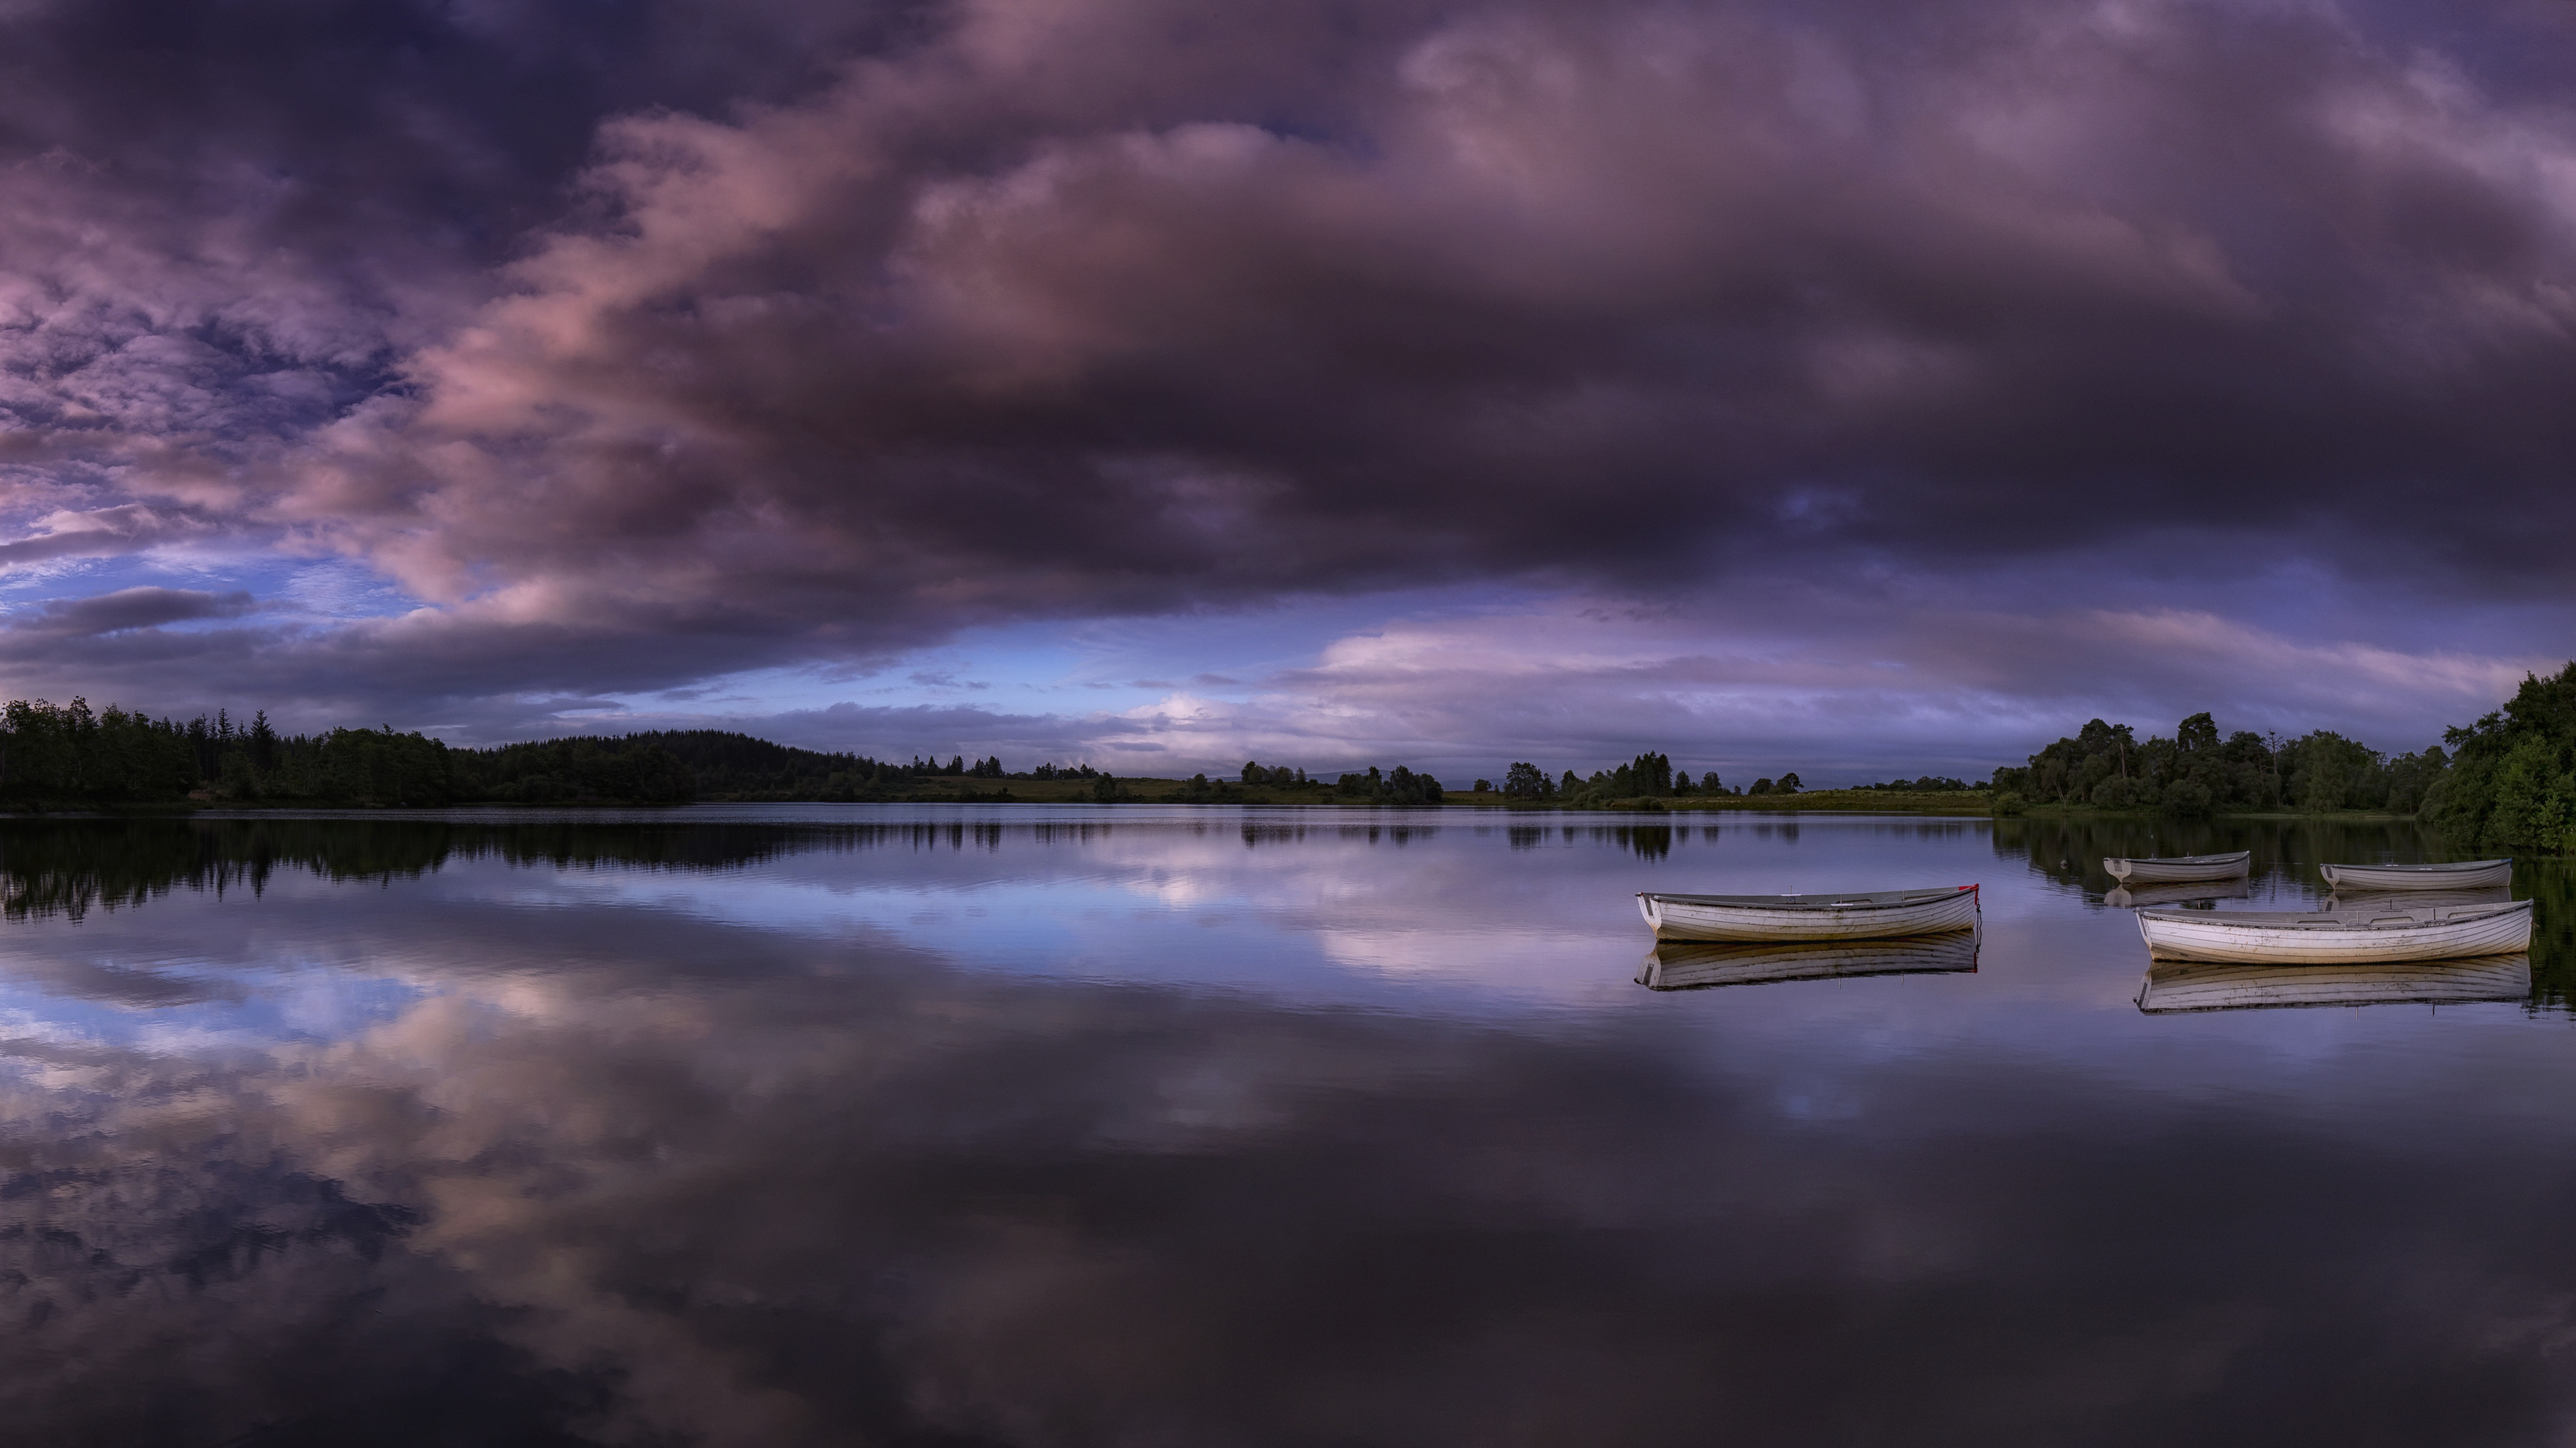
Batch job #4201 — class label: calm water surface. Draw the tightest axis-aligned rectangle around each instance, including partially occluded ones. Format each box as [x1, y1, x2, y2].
[5, 806, 2575, 1446]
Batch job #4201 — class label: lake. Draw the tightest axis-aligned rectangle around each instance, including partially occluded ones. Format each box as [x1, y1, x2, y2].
[3, 805, 2573, 1446]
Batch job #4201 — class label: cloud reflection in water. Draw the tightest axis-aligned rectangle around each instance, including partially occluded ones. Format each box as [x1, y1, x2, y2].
[0, 813, 2573, 1445]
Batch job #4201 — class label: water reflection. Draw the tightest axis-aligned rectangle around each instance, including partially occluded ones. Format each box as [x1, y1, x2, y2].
[2325, 886, 2516, 913]
[2137, 955, 2534, 1013]
[1637, 933, 1980, 990]
[2104, 881, 2253, 909]
[5, 812, 2576, 1444]
[1994, 814, 2449, 895]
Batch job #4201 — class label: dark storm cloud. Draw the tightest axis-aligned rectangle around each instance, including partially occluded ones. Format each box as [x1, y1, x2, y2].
[3, 585, 253, 638]
[7, 0, 2576, 706]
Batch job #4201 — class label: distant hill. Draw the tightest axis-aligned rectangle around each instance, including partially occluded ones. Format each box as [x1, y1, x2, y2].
[621, 730, 908, 800]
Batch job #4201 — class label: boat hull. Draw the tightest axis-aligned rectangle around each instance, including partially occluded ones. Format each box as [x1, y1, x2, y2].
[1638, 934, 1980, 991]
[1638, 886, 1980, 942]
[2103, 850, 2251, 884]
[2135, 900, 2532, 964]
[2136, 954, 2532, 1013]
[2318, 860, 2512, 890]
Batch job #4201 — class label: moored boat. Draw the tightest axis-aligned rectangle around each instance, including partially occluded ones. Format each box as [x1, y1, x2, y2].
[1637, 933, 1980, 991]
[1637, 885, 1980, 942]
[2316, 859, 2512, 891]
[2102, 850, 2250, 884]
[2135, 954, 2531, 1013]
[2135, 899, 2532, 964]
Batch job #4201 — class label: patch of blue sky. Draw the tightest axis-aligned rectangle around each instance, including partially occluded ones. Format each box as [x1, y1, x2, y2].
[602, 581, 1560, 720]
[0, 544, 423, 623]
[0, 960, 424, 1056]
[508, 848, 1629, 1016]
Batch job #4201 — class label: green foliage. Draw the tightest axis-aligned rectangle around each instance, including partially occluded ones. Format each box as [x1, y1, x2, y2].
[1332, 765, 1445, 806]
[2427, 663, 2576, 852]
[1995, 712, 2310, 816]
[1502, 761, 1554, 799]
[0, 699, 464, 807]
[2159, 778, 2214, 818]
[2090, 775, 2141, 810]
[0, 698, 199, 803]
[1992, 710, 2454, 818]
[455, 736, 691, 804]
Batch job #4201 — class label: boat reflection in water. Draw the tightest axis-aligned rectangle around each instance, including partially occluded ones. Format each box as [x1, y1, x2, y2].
[1636, 932, 1981, 991]
[2104, 880, 2251, 910]
[2324, 886, 2514, 914]
[2135, 954, 2533, 1013]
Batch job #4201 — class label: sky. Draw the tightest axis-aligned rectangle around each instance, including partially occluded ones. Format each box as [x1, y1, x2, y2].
[3, 0, 2574, 785]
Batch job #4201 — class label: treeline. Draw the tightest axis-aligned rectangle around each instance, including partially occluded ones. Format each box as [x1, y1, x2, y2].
[1234, 761, 1450, 806]
[0, 700, 466, 807]
[0, 699, 1030, 807]
[1495, 753, 1774, 805]
[1990, 712, 2448, 818]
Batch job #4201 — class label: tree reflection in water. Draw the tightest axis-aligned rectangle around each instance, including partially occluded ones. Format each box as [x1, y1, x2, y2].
[0, 814, 2573, 1445]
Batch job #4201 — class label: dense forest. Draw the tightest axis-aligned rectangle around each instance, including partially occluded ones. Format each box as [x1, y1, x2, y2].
[0, 700, 980, 807]
[1990, 711, 2449, 818]
[2422, 663, 2576, 853]
[0, 697, 1460, 809]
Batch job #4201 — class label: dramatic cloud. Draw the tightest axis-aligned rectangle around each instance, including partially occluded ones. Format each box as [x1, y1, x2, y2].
[3, 0, 2573, 753]
[1, 585, 252, 638]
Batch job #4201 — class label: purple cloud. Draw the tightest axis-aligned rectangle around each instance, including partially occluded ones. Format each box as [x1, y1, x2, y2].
[2, 586, 256, 638]
[1, 0, 2571, 757]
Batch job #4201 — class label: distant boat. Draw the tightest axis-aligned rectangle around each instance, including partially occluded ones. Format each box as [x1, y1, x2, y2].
[2105, 879, 2251, 909]
[2102, 850, 2250, 884]
[2135, 899, 2532, 964]
[2318, 859, 2513, 890]
[1637, 885, 1979, 942]
[1637, 934, 1980, 991]
[2136, 954, 2532, 1013]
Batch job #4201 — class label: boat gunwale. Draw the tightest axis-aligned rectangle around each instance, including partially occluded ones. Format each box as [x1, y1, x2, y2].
[2133, 899, 2530, 932]
[1638, 885, 1978, 911]
[2103, 850, 2251, 868]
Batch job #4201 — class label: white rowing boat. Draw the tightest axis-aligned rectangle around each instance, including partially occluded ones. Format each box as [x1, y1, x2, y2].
[2135, 899, 2532, 964]
[2318, 859, 2512, 890]
[2102, 850, 2250, 884]
[2135, 954, 2531, 1013]
[1636, 934, 1981, 991]
[1637, 885, 1979, 942]
[2105, 880, 2251, 909]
